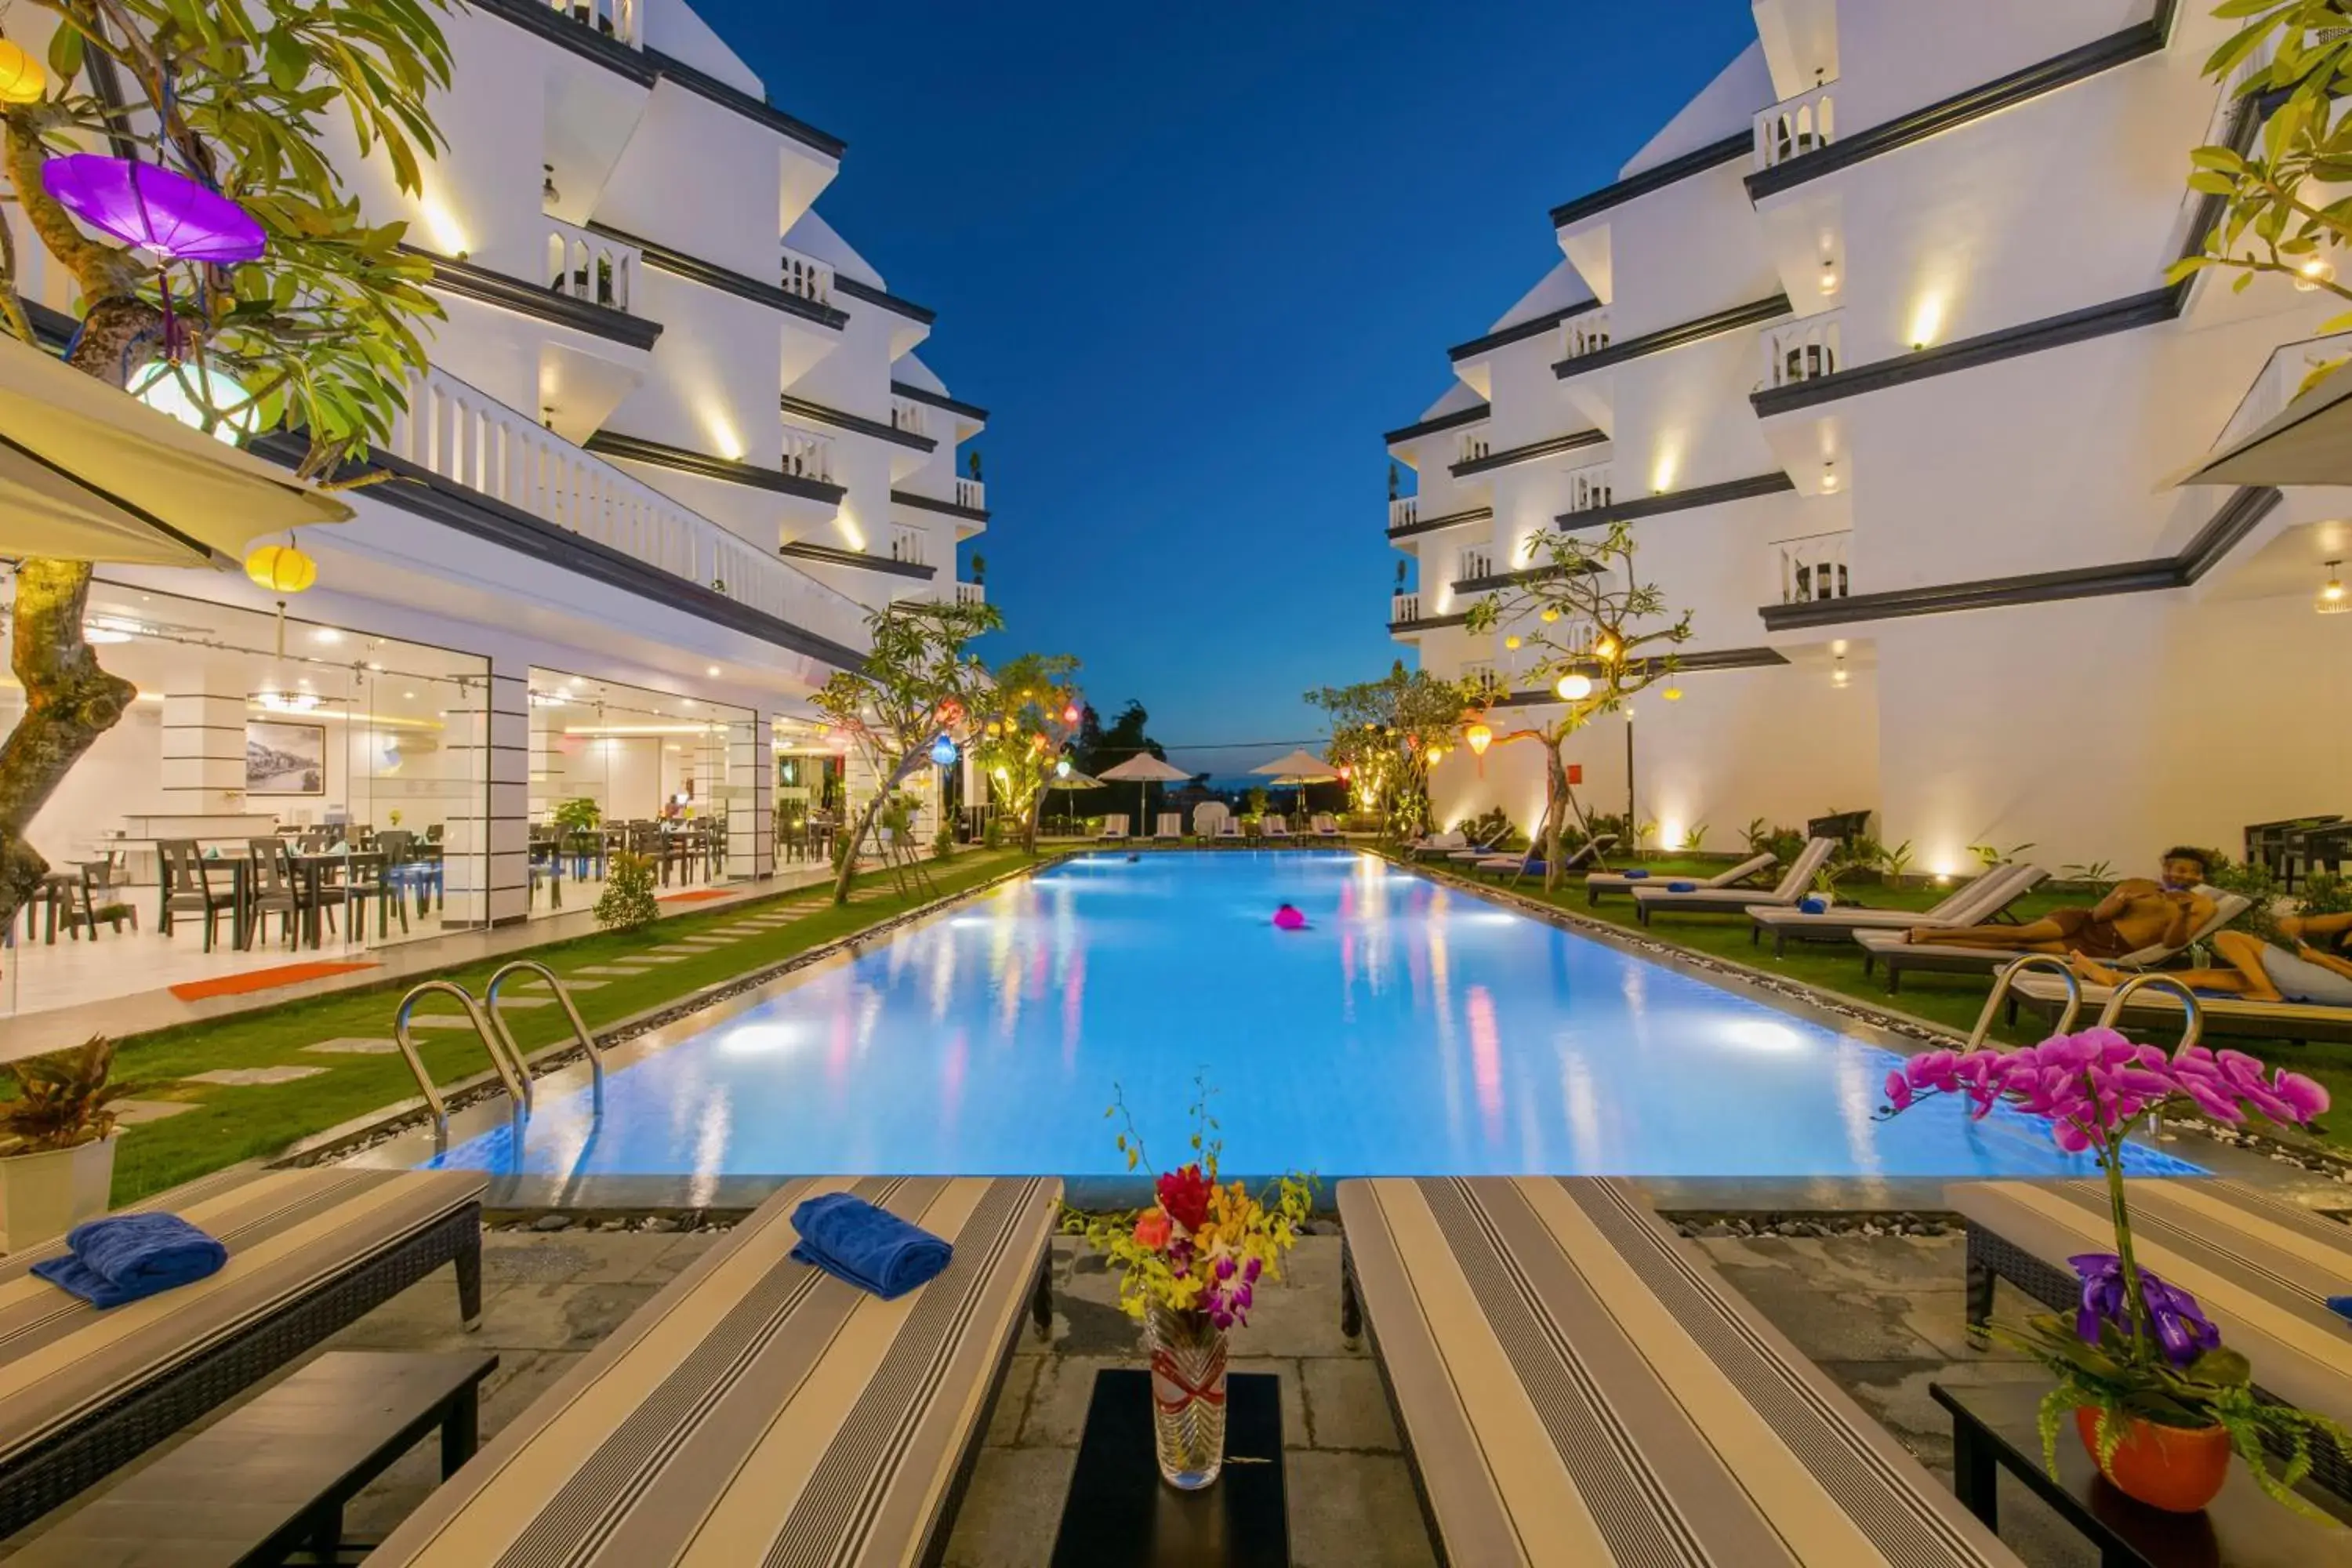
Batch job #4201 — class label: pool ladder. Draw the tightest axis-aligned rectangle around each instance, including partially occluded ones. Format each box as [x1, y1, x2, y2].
[394, 961, 606, 1150]
[1966, 955, 2205, 1051]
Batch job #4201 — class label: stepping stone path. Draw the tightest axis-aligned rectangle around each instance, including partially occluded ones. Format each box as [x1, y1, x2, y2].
[113, 1099, 198, 1125]
[405, 1014, 503, 1030]
[303, 1037, 403, 1054]
[572, 965, 651, 977]
[185, 1065, 327, 1087]
[534, 978, 606, 992]
[632, 954, 688, 964]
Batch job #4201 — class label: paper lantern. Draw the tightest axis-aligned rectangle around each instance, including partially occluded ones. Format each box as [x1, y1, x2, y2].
[984, 720, 1004, 738]
[0, 41, 48, 104]
[1661, 685, 1684, 702]
[930, 735, 959, 767]
[935, 699, 964, 728]
[1504, 635, 1521, 650]
[1465, 722, 1492, 757]
[1592, 633, 1620, 661]
[131, 360, 256, 445]
[244, 542, 317, 594]
[1539, 608, 1559, 623]
[42, 154, 265, 263]
[1062, 702, 1080, 725]
[1030, 733, 1048, 753]
[1555, 673, 1593, 701]
[1055, 759, 1071, 778]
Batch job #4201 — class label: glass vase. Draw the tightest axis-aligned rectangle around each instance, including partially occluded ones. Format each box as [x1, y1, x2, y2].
[1145, 1303, 1229, 1490]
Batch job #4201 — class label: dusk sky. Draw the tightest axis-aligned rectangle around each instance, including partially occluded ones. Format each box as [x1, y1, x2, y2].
[701, 0, 1759, 777]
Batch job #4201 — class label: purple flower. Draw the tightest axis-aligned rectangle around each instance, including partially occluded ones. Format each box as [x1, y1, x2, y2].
[2071, 1254, 2220, 1367]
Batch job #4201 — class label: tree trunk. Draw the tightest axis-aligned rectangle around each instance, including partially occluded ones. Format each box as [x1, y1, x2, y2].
[830, 753, 924, 905]
[1541, 744, 1569, 895]
[1022, 792, 1041, 856]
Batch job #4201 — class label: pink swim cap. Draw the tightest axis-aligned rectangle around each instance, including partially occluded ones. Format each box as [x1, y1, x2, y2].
[1273, 905, 1305, 930]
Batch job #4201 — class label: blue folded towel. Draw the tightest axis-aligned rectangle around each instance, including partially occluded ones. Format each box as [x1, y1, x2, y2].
[1798, 896, 1828, 914]
[789, 1192, 952, 1300]
[1622, 869, 1650, 880]
[1668, 880, 1697, 893]
[2329, 1296, 2351, 1327]
[32, 1213, 227, 1309]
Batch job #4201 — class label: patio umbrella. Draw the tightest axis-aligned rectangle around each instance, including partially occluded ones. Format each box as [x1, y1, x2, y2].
[1098, 752, 1192, 833]
[1042, 767, 1101, 836]
[1251, 748, 1340, 821]
[2176, 361, 2352, 488]
[0, 330, 350, 564]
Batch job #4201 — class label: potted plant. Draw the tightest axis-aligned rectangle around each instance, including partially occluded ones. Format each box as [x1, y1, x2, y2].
[1066, 1079, 1312, 1491]
[593, 850, 659, 931]
[1881, 1030, 2343, 1513]
[0, 1036, 135, 1251]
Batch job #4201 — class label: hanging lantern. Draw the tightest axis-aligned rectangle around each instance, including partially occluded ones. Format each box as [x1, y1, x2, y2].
[1593, 633, 1620, 661]
[984, 719, 1004, 738]
[244, 539, 317, 659]
[1030, 732, 1049, 753]
[1338, 764, 1352, 781]
[1062, 702, 1080, 725]
[1504, 635, 1522, 650]
[42, 155, 266, 263]
[935, 698, 964, 728]
[1661, 685, 1684, 702]
[1465, 722, 1493, 757]
[1540, 608, 1559, 623]
[130, 360, 258, 446]
[0, 41, 49, 104]
[1405, 733, 1421, 752]
[930, 735, 960, 767]
[1055, 758, 1072, 779]
[1555, 673, 1593, 701]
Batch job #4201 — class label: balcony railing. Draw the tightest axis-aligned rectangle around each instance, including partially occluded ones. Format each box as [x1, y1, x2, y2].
[1391, 591, 1421, 625]
[954, 476, 985, 511]
[780, 245, 835, 308]
[1456, 547, 1494, 583]
[546, 0, 639, 45]
[1388, 495, 1418, 530]
[1774, 530, 1851, 604]
[955, 580, 986, 607]
[782, 426, 835, 485]
[887, 524, 928, 568]
[383, 365, 866, 648]
[1759, 309, 1844, 391]
[546, 218, 640, 314]
[1457, 430, 1491, 466]
[1563, 461, 1613, 516]
[1755, 82, 1835, 169]
[1562, 310, 1613, 361]
[1461, 660, 1504, 699]
[890, 396, 927, 437]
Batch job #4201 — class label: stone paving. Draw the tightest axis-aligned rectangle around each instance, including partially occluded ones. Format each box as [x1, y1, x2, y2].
[311, 1221, 2138, 1564]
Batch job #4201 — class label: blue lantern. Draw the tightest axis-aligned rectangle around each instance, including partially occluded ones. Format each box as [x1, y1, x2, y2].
[931, 735, 959, 767]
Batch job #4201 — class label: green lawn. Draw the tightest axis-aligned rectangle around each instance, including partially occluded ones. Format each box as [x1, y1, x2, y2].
[103, 849, 1031, 1203]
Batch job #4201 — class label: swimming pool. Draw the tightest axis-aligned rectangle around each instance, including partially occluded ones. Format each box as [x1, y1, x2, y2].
[425, 851, 2200, 1181]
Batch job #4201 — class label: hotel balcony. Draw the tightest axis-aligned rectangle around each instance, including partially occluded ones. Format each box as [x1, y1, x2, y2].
[782, 426, 836, 486]
[1390, 590, 1421, 628]
[1755, 81, 1836, 171]
[780, 245, 837, 310]
[1389, 495, 1419, 532]
[1773, 529, 1852, 606]
[890, 395, 929, 438]
[955, 476, 986, 512]
[546, 0, 640, 46]
[1759, 309, 1843, 392]
[545, 218, 642, 315]
[1559, 310, 1613, 364]
[955, 579, 986, 608]
[1561, 461, 1614, 519]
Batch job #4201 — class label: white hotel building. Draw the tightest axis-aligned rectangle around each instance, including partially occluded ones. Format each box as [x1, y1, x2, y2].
[1390, 0, 2349, 877]
[3, 0, 990, 973]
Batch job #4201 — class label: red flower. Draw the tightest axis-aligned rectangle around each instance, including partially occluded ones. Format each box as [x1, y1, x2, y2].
[1156, 1164, 1213, 1236]
[1132, 1209, 1171, 1251]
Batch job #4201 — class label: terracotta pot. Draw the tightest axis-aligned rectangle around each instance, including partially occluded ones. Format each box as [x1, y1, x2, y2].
[2074, 1406, 2231, 1513]
[0, 1134, 117, 1253]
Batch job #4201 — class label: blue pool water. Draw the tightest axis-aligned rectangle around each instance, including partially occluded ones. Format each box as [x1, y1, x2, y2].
[426, 851, 2200, 1181]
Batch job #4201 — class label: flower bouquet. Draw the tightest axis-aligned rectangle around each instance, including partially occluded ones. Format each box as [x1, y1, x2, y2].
[1065, 1077, 1313, 1490]
[1881, 1029, 2344, 1513]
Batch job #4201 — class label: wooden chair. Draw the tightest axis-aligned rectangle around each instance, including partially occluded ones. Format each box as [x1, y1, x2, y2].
[245, 838, 304, 947]
[158, 840, 238, 952]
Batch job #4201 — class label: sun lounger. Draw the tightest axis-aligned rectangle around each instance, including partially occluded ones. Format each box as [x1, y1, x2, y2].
[1262, 814, 1294, 843]
[1632, 837, 1838, 924]
[1214, 813, 1244, 843]
[1442, 833, 1508, 864]
[1950, 1178, 2351, 1500]
[0, 1167, 485, 1536]
[1309, 813, 1341, 840]
[1152, 812, 1183, 842]
[1748, 863, 2049, 956]
[1584, 849, 1773, 906]
[368, 1176, 1060, 1568]
[1854, 887, 2249, 993]
[1406, 829, 1467, 859]
[1093, 813, 1130, 843]
[1339, 1178, 2020, 1566]
[1471, 833, 1617, 884]
[2004, 971, 2352, 1046]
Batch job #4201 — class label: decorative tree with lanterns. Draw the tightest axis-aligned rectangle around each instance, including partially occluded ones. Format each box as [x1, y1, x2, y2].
[811, 597, 1003, 906]
[968, 652, 1082, 855]
[1463, 520, 1692, 891]
[0, 2, 452, 937]
[1305, 662, 1477, 843]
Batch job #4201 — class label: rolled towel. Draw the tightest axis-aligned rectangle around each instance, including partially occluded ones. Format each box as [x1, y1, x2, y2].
[2329, 1296, 2350, 1327]
[789, 1192, 953, 1300]
[1668, 880, 1697, 893]
[33, 1213, 227, 1309]
[1622, 869, 1650, 880]
[1798, 896, 1828, 915]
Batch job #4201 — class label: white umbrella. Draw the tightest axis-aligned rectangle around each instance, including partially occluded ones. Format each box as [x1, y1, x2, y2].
[0, 332, 350, 564]
[1098, 752, 1192, 832]
[1042, 767, 1102, 835]
[1252, 748, 1339, 819]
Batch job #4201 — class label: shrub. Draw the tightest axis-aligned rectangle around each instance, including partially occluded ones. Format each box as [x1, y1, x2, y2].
[594, 851, 660, 932]
[1, 1037, 135, 1155]
[553, 797, 603, 833]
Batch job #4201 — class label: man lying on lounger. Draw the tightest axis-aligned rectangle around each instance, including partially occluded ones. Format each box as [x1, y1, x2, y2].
[1904, 847, 2216, 958]
[2075, 911, 2352, 1006]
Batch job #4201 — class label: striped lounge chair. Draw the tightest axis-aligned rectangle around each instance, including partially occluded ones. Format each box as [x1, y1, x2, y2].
[1950, 1178, 2351, 1499]
[1339, 1178, 2021, 1566]
[1854, 887, 2250, 993]
[0, 1167, 485, 1536]
[1632, 837, 1839, 924]
[2003, 970, 2352, 1047]
[367, 1174, 1060, 1567]
[1584, 850, 1774, 906]
[1748, 863, 2049, 956]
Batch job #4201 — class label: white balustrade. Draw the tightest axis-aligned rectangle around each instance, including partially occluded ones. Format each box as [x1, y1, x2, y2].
[1760, 309, 1844, 390]
[1562, 310, 1613, 361]
[779, 245, 835, 307]
[955, 580, 986, 607]
[781, 426, 834, 484]
[1457, 430, 1492, 466]
[1563, 461, 1613, 515]
[891, 397, 927, 437]
[1460, 659, 1503, 698]
[545, 218, 639, 314]
[887, 524, 927, 568]
[1755, 82, 1835, 169]
[547, 0, 638, 46]
[954, 476, 985, 510]
[1773, 530, 1852, 604]
[1457, 546, 1494, 583]
[1388, 495, 1419, 530]
[383, 365, 866, 648]
[1391, 592, 1421, 624]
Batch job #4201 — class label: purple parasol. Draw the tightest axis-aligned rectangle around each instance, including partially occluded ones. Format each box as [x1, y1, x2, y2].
[40, 154, 264, 264]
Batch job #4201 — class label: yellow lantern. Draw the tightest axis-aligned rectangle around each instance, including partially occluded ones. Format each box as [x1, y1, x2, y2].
[1539, 608, 1559, 623]
[0, 42, 47, 105]
[1593, 633, 1620, 661]
[1555, 673, 1593, 701]
[1661, 685, 1684, 702]
[1465, 722, 1493, 757]
[985, 720, 1004, 738]
[244, 541, 317, 594]
[1504, 634, 1522, 650]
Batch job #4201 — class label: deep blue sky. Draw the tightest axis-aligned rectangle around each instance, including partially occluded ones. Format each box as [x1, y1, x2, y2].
[700, 0, 1756, 777]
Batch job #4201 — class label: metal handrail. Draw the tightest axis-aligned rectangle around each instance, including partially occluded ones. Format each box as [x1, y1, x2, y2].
[394, 980, 528, 1149]
[1967, 953, 2084, 1048]
[2096, 972, 2205, 1053]
[487, 960, 604, 1115]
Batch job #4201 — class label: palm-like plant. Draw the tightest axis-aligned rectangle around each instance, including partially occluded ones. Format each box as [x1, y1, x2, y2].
[0, 1036, 136, 1154]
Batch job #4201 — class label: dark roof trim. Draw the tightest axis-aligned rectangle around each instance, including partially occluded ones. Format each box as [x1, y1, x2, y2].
[1750, 289, 2176, 416]
[891, 381, 989, 423]
[586, 430, 847, 504]
[588, 221, 848, 330]
[1549, 132, 1751, 229]
[1388, 505, 1494, 540]
[781, 394, 935, 452]
[1759, 485, 2280, 630]
[1747, 15, 2169, 203]
[1448, 299, 1602, 364]
[1383, 402, 1490, 448]
[1452, 566, 1552, 596]
[779, 539, 935, 579]
[891, 488, 989, 524]
[408, 246, 662, 351]
[1559, 471, 1795, 528]
[1555, 294, 1790, 379]
[1388, 609, 1472, 633]
[835, 275, 937, 325]
[1450, 427, 1607, 478]
[1487, 648, 1790, 704]
[249, 433, 863, 670]
[469, 2, 845, 158]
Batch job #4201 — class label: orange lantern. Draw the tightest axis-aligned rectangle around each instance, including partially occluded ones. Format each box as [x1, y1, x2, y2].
[1062, 702, 1080, 725]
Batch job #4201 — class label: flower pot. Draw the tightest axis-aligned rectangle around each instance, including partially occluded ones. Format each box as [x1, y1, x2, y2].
[1145, 1304, 1229, 1490]
[0, 1134, 117, 1253]
[2074, 1406, 2231, 1513]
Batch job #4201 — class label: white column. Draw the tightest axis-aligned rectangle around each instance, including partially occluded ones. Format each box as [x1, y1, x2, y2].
[528, 695, 562, 822]
[728, 713, 771, 881]
[442, 659, 529, 926]
[160, 664, 249, 815]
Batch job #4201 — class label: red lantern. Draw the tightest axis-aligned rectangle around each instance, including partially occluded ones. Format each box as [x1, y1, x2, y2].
[936, 699, 964, 728]
[1338, 764, 1352, 781]
[1061, 702, 1080, 726]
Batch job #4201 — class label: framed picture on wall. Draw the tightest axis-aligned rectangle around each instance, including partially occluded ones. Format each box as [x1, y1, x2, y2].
[246, 720, 326, 797]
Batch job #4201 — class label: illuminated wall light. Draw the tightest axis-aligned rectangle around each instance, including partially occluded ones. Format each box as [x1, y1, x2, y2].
[2294, 256, 2338, 292]
[1820, 461, 1840, 494]
[1907, 292, 1945, 351]
[837, 513, 867, 551]
[2315, 559, 2347, 615]
[1831, 655, 1850, 688]
[706, 412, 746, 463]
[420, 194, 468, 257]
[1819, 257, 1840, 296]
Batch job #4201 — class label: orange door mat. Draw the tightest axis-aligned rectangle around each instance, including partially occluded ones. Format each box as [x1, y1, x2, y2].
[658, 890, 732, 903]
[170, 962, 379, 1001]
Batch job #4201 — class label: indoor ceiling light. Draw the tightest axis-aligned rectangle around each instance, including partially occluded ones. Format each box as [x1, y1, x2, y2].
[2320, 560, 2348, 615]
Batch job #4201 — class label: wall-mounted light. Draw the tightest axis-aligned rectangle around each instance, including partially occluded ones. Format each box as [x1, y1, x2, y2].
[2319, 559, 2348, 615]
[1820, 258, 1841, 296]
[1831, 655, 1850, 688]
[1820, 460, 1840, 494]
[2295, 256, 2338, 292]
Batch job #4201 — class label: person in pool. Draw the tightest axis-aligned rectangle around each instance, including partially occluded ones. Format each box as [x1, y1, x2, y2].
[1273, 902, 1308, 931]
[1904, 847, 2217, 959]
[2074, 909, 2352, 1006]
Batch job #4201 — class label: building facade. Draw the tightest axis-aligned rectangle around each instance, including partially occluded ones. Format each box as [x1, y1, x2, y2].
[5, 0, 990, 946]
[1389, 0, 2350, 876]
